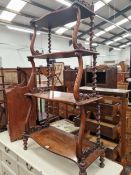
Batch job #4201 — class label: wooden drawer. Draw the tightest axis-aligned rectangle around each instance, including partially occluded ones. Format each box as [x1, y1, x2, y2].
[127, 120, 131, 133]
[87, 119, 119, 140]
[0, 143, 17, 161]
[18, 157, 40, 175]
[1, 162, 16, 175]
[127, 134, 131, 146]
[126, 147, 131, 161]
[1, 152, 18, 174]
[87, 102, 120, 124]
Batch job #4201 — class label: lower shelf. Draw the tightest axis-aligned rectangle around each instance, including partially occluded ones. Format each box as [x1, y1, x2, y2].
[31, 126, 103, 167]
[88, 135, 119, 160]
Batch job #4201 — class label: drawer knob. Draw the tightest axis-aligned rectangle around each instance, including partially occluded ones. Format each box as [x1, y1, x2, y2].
[6, 159, 11, 165]
[4, 147, 10, 153]
[26, 162, 33, 171]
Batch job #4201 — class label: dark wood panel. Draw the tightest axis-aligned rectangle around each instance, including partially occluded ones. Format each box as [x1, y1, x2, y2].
[6, 86, 37, 141]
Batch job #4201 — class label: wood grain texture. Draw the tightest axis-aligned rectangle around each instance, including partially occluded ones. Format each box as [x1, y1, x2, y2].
[31, 126, 103, 167]
[25, 91, 102, 106]
[6, 86, 37, 141]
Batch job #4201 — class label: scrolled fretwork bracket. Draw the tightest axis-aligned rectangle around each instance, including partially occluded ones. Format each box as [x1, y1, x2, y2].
[30, 26, 43, 56]
[72, 5, 85, 50]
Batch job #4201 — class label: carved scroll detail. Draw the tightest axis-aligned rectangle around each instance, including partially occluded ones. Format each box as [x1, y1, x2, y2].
[30, 28, 42, 56]
[72, 6, 85, 50]
[72, 5, 85, 101]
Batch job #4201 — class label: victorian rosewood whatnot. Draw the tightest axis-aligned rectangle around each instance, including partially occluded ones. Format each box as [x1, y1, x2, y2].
[23, 1, 105, 174]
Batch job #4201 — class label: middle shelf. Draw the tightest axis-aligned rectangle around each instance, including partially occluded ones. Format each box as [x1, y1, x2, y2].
[31, 49, 99, 59]
[26, 91, 102, 106]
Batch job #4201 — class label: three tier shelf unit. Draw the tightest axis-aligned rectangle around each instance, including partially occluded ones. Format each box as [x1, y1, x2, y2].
[23, 1, 105, 174]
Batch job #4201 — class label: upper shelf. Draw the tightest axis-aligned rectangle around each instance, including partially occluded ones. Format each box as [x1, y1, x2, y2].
[30, 1, 95, 29]
[25, 91, 102, 106]
[31, 49, 99, 59]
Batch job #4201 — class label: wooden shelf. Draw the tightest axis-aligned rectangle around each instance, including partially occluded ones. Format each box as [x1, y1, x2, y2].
[31, 2, 94, 29]
[80, 86, 129, 97]
[31, 49, 99, 59]
[31, 126, 103, 166]
[25, 91, 102, 106]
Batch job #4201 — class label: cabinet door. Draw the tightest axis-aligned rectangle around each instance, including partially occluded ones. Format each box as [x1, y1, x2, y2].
[1, 152, 18, 174]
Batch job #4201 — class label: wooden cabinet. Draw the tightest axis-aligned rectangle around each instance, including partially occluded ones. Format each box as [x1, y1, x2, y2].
[126, 107, 131, 166]
[79, 87, 129, 166]
[85, 65, 117, 89]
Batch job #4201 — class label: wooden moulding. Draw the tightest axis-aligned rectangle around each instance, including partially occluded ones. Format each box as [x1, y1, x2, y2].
[31, 126, 104, 168]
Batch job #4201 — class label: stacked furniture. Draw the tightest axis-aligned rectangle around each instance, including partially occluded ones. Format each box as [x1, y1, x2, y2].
[21, 1, 105, 175]
[80, 87, 129, 167]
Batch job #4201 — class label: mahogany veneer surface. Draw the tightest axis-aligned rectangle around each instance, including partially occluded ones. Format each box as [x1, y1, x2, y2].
[6, 86, 37, 141]
[26, 91, 102, 106]
[31, 49, 99, 59]
[31, 2, 94, 29]
[31, 126, 103, 166]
